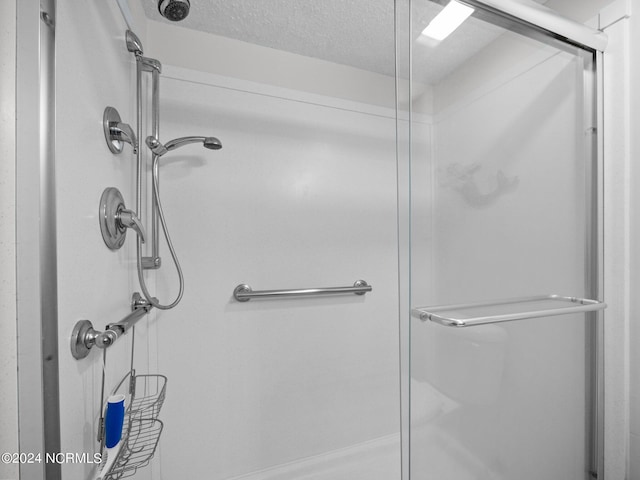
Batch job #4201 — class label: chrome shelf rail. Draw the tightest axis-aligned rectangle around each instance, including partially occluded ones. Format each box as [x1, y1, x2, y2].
[233, 280, 372, 302]
[412, 294, 606, 328]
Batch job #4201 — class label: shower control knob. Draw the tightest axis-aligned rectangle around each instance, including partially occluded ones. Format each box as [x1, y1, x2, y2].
[103, 107, 138, 154]
[99, 187, 146, 250]
[117, 208, 146, 244]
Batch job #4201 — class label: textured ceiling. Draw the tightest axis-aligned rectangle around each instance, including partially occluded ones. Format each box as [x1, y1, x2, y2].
[141, 0, 541, 84]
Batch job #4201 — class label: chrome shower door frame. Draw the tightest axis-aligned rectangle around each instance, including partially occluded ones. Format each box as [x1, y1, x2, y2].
[15, 1, 60, 480]
[400, 1, 606, 479]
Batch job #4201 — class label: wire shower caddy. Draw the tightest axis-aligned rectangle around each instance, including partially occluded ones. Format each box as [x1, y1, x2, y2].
[95, 370, 167, 480]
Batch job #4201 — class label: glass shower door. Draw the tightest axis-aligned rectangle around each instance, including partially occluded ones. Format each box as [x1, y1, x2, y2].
[407, 2, 602, 478]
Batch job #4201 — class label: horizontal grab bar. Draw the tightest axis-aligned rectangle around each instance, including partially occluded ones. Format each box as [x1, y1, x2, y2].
[106, 301, 152, 335]
[233, 280, 372, 302]
[412, 294, 606, 328]
[70, 293, 154, 359]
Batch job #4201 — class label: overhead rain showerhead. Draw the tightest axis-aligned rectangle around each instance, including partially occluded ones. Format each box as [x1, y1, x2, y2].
[146, 135, 223, 156]
[158, 0, 190, 22]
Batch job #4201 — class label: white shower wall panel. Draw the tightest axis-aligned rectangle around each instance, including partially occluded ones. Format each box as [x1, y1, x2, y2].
[150, 67, 401, 479]
[55, 1, 143, 478]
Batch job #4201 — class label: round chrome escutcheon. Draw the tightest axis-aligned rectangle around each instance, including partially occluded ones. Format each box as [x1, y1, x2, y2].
[103, 106, 124, 154]
[99, 187, 126, 250]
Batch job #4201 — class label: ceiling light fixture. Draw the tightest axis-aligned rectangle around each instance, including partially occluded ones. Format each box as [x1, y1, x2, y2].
[421, 1, 475, 41]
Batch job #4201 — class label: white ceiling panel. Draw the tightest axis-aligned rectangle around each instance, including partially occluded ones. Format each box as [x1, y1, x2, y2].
[142, 0, 547, 84]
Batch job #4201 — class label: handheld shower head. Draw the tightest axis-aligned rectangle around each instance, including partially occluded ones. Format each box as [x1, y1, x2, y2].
[146, 136, 223, 156]
[203, 137, 223, 150]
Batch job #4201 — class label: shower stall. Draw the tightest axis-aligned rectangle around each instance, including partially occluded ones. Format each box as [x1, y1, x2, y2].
[11, 0, 618, 479]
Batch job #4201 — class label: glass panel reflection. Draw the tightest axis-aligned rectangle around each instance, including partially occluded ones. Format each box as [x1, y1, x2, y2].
[409, 1, 596, 478]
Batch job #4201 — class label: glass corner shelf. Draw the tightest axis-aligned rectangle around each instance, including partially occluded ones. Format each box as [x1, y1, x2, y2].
[411, 295, 606, 328]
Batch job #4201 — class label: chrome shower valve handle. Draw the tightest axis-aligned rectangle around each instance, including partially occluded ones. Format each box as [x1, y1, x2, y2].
[109, 122, 138, 154]
[117, 207, 146, 244]
[103, 107, 138, 154]
[99, 187, 146, 250]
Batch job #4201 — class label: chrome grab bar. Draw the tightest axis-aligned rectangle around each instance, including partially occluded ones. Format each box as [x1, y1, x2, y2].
[412, 294, 606, 328]
[106, 297, 153, 335]
[233, 280, 372, 302]
[70, 293, 154, 359]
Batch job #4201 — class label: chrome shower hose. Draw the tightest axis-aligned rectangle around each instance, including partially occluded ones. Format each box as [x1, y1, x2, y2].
[136, 155, 184, 310]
